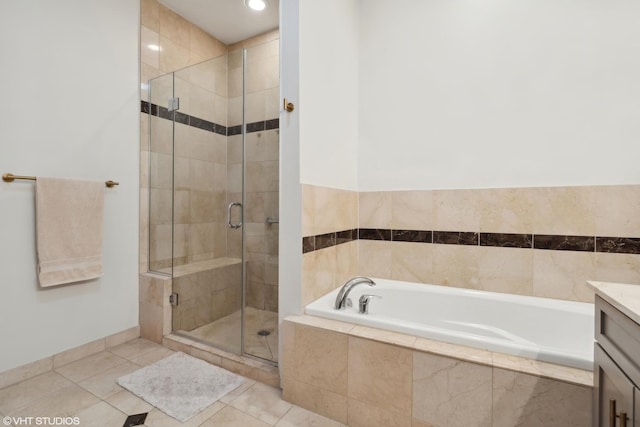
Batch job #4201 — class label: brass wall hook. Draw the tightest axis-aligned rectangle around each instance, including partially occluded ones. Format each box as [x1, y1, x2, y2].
[283, 98, 295, 112]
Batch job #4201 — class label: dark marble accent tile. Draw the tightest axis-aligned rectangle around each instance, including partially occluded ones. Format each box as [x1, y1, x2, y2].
[189, 116, 214, 132]
[480, 232, 532, 248]
[174, 111, 189, 125]
[392, 230, 432, 243]
[316, 232, 337, 250]
[302, 236, 315, 254]
[246, 121, 265, 133]
[596, 237, 640, 254]
[141, 100, 150, 114]
[213, 123, 227, 136]
[227, 125, 243, 136]
[158, 106, 172, 120]
[123, 413, 148, 427]
[534, 235, 595, 252]
[149, 103, 159, 116]
[358, 228, 392, 241]
[265, 118, 280, 130]
[336, 229, 355, 245]
[433, 231, 478, 246]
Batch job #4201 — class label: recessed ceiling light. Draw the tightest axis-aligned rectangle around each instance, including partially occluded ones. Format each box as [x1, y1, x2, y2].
[245, 0, 267, 11]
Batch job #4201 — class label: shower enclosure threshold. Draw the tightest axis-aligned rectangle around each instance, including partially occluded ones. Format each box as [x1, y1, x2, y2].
[162, 333, 280, 388]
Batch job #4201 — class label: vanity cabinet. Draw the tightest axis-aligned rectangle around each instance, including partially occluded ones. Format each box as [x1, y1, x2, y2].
[594, 295, 640, 427]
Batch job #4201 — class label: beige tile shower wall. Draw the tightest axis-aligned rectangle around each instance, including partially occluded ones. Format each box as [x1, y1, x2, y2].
[140, 0, 228, 271]
[302, 185, 359, 307]
[358, 185, 640, 302]
[228, 33, 280, 311]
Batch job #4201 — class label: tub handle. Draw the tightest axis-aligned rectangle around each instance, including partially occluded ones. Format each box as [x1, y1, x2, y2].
[359, 294, 381, 314]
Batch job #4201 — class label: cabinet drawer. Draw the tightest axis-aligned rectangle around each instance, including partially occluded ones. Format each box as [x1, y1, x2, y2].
[596, 296, 640, 387]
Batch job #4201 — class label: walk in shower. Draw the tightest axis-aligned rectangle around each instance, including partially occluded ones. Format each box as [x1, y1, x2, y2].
[146, 39, 279, 363]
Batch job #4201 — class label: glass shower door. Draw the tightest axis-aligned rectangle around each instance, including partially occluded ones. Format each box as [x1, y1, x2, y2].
[241, 41, 280, 363]
[166, 56, 244, 355]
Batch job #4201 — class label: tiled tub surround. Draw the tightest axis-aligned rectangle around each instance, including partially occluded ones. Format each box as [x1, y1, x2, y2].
[301, 184, 640, 306]
[282, 315, 592, 427]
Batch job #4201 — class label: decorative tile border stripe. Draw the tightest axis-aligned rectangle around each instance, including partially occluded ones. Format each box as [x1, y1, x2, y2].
[141, 100, 279, 136]
[301, 228, 640, 255]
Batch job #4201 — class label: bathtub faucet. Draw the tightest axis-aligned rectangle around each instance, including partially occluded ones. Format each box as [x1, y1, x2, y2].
[334, 277, 376, 310]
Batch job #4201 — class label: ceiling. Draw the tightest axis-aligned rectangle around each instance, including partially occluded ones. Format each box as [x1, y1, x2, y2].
[158, 0, 279, 45]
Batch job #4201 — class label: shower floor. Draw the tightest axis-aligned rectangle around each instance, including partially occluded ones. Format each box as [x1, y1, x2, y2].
[183, 307, 279, 362]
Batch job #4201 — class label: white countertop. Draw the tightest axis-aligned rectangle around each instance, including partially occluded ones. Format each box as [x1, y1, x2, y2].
[588, 280, 640, 325]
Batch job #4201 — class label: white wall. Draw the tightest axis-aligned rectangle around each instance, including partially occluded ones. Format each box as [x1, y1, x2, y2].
[279, 0, 302, 380]
[299, 0, 359, 191]
[358, 0, 640, 191]
[0, 0, 140, 372]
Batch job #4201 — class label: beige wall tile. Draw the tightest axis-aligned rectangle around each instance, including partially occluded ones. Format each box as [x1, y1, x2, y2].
[413, 338, 493, 367]
[350, 325, 417, 348]
[281, 320, 295, 382]
[159, 36, 190, 73]
[391, 241, 433, 284]
[348, 398, 411, 427]
[189, 25, 226, 61]
[492, 368, 591, 427]
[431, 244, 480, 288]
[533, 250, 596, 302]
[433, 189, 480, 232]
[594, 185, 640, 237]
[158, 3, 190, 49]
[391, 190, 433, 230]
[336, 240, 359, 285]
[478, 187, 534, 233]
[358, 240, 392, 279]
[302, 246, 337, 306]
[477, 247, 533, 295]
[140, 26, 159, 68]
[532, 186, 595, 235]
[595, 252, 640, 285]
[413, 352, 492, 427]
[359, 191, 392, 229]
[294, 324, 348, 395]
[140, 0, 159, 31]
[348, 337, 413, 415]
[314, 186, 358, 235]
[302, 184, 315, 237]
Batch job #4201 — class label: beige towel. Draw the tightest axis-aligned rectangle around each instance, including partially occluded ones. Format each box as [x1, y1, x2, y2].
[36, 177, 104, 287]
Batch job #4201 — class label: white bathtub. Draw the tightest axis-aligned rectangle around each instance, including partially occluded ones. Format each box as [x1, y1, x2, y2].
[305, 278, 594, 370]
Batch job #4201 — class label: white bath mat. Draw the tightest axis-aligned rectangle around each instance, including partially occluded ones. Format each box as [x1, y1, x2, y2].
[117, 351, 244, 422]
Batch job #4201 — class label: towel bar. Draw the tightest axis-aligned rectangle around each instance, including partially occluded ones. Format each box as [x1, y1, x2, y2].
[2, 173, 119, 188]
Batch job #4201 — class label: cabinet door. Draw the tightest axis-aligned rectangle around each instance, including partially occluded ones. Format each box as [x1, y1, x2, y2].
[595, 344, 634, 426]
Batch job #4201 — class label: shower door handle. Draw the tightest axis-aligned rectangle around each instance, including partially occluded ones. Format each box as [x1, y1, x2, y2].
[227, 202, 243, 229]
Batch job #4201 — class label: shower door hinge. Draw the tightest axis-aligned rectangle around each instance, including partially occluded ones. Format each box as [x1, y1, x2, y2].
[169, 292, 179, 306]
[168, 97, 180, 112]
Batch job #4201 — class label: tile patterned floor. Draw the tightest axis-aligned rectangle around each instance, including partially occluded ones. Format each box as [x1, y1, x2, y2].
[186, 308, 279, 362]
[0, 338, 344, 427]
